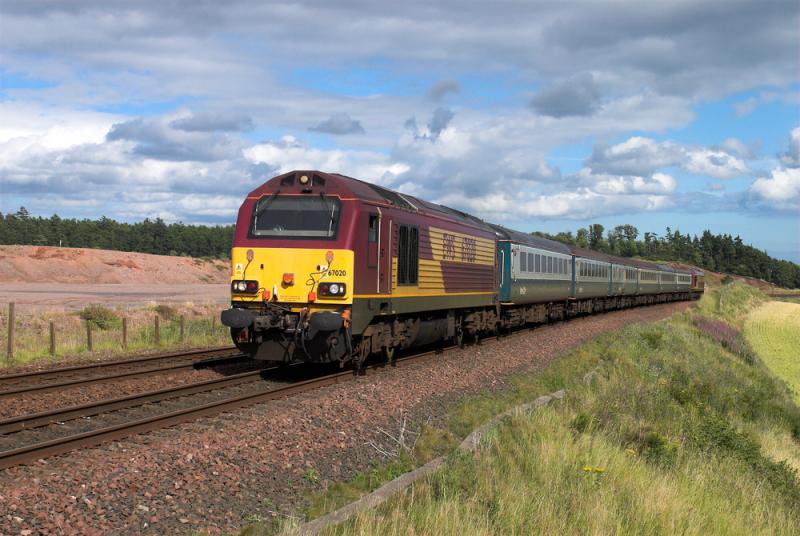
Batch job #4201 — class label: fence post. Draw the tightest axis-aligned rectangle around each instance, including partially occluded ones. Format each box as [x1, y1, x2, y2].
[211, 314, 217, 333]
[122, 317, 128, 350]
[154, 316, 160, 345]
[179, 315, 185, 342]
[6, 302, 14, 362]
[86, 321, 93, 352]
[49, 321, 56, 357]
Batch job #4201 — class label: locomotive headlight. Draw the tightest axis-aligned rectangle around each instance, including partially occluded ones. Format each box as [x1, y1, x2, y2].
[232, 280, 259, 294]
[299, 174, 310, 184]
[318, 282, 346, 297]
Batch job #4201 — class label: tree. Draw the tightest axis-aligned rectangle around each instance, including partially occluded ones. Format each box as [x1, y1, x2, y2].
[576, 228, 589, 248]
[589, 224, 605, 250]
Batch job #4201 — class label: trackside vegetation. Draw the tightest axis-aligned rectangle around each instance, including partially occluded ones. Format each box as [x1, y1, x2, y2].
[247, 284, 800, 535]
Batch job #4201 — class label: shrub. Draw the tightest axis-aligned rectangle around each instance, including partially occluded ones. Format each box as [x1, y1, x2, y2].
[153, 304, 178, 320]
[78, 305, 121, 330]
[640, 329, 663, 350]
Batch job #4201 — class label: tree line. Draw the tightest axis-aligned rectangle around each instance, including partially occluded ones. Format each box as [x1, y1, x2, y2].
[0, 208, 234, 259]
[1, 208, 797, 288]
[536, 224, 800, 289]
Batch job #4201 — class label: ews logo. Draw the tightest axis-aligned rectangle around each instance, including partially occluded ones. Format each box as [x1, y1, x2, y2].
[442, 234, 457, 260]
[442, 233, 477, 263]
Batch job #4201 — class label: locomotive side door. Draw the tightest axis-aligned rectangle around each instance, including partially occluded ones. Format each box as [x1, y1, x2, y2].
[366, 209, 391, 294]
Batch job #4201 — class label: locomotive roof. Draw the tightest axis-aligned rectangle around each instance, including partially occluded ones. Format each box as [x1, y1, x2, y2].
[570, 246, 614, 263]
[251, 170, 496, 231]
[489, 224, 573, 254]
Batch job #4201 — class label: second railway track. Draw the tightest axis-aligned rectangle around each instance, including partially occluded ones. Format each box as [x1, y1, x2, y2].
[0, 346, 244, 397]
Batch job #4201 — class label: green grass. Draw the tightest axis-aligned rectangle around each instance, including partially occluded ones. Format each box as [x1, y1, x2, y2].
[694, 282, 765, 327]
[243, 284, 800, 535]
[745, 301, 800, 403]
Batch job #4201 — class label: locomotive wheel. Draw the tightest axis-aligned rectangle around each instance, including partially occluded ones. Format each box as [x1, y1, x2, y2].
[455, 328, 464, 349]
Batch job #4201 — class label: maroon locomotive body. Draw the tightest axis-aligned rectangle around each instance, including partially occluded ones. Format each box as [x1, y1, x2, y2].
[222, 170, 499, 364]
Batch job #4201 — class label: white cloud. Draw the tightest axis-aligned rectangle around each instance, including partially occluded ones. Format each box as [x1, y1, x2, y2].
[685, 148, 748, 179]
[588, 136, 749, 178]
[750, 167, 800, 209]
[780, 127, 800, 168]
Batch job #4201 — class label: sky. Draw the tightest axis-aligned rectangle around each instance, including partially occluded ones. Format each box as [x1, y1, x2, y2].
[0, 0, 798, 261]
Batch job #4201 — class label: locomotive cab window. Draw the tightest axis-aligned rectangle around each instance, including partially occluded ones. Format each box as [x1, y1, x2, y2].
[251, 195, 340, 238]
[397, 225, 419, 285]
[368, 214, 378, 242]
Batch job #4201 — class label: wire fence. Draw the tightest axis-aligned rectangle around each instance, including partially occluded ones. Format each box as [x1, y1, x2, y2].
[2, 302, 229, 366]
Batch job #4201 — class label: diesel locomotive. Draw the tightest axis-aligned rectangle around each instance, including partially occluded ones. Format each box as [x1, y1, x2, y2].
[220, 170, 704, 366]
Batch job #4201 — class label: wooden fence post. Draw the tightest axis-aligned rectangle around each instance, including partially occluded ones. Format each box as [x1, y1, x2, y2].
[211, 314, 217, 333]
[154, 316, 160, 345]
[86, 321, 93, 352]
[122, 317, 128, 350]
[49, 321, 56, 357]
[179, 315, 185, 342]
[6, 302, 14, 362]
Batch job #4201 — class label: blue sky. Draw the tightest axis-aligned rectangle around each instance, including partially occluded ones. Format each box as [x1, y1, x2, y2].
[0, 1, 798, 261]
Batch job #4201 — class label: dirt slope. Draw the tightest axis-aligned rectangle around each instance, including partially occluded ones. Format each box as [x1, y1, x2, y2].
[0, 245, 230, 284]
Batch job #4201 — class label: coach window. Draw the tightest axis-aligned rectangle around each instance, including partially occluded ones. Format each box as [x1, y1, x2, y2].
[397, 225, 419, 285]
[520, 250, 527, 272]
[528, 253, 534, 272]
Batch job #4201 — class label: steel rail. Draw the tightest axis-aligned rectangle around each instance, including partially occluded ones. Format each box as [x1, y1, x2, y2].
[0, 346, 238, 383]
[0, 367, 274, 434]
[0, 349, 244, 398]
[0, 349, 445, 470]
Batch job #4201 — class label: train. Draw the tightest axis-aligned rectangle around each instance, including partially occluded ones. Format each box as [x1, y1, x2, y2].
[220, 170, 704, 366]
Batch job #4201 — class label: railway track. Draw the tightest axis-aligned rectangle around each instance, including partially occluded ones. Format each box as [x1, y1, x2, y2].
[0, 347, 447, 471]
[0, 297, 696, 471]
[0, 347, 244, 397]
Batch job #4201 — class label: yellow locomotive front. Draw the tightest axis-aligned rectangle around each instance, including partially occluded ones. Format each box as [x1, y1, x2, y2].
[221, 172, 357, 363]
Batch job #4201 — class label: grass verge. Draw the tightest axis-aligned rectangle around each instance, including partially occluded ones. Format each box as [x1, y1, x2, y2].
[242, 283, 800, 534]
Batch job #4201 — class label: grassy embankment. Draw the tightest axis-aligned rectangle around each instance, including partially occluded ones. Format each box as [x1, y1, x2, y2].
[246, 284, 800, 535]
[0, 303, 230, 367]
